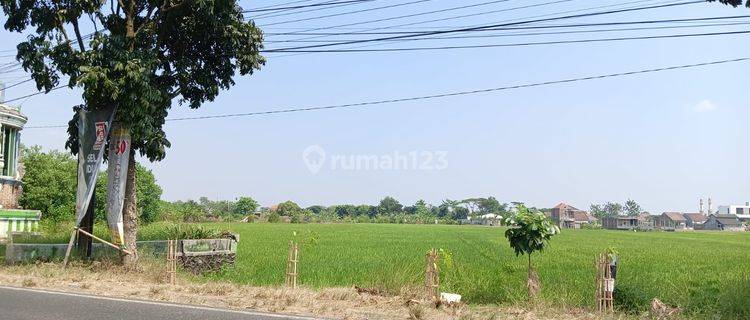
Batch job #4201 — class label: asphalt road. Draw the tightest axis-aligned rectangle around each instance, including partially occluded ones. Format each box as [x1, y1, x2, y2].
[0, 286, 320, 320]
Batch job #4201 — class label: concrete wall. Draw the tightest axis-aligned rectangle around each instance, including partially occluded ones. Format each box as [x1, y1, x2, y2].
[5, 238, 238, 264]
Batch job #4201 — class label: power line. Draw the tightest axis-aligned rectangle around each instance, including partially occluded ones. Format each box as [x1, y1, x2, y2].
[258, 0, 432, 26]
[22, 57, 750, 129]
[262, 18, 750, 42]
[248, 0, 317, 11]
[3, 86, 66, 104]
[269, 0, 518, 35]
[266, 1, 703, 51]
[1, 78, 34, 90]
[269, 0, 659, 43]
[251, 0, 379, 20]
[244, 0, 374, 13]
[264, 14, 750, 36]
[267, 30, 750, 52]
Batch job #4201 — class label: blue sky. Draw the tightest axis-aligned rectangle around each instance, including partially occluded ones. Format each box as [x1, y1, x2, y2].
[1, 0, 748, 213]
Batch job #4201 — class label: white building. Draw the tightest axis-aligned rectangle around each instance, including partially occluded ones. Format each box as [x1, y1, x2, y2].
[717, 203, 750, 222]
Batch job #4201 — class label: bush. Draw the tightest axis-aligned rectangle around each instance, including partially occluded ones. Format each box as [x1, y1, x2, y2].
[267, 213, 281, 223]
[159, 224, 225, 239]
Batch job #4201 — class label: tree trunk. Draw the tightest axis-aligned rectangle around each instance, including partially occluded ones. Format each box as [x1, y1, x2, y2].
[121, 151, 138, 267]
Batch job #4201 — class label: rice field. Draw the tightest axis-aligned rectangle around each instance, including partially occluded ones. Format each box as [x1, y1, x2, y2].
[203, 223, 749, 318]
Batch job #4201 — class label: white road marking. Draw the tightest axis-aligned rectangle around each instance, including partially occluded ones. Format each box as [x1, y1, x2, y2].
[0, 285, 324, 320]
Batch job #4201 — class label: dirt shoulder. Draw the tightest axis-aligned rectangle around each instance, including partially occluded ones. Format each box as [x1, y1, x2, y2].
[0, 261, 633, 320]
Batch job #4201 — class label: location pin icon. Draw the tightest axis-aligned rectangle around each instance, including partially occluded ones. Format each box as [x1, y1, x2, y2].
[303, 145, 326, 175]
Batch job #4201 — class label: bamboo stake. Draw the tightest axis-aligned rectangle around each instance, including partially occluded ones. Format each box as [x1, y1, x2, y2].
[77, 228, 133, 255]
[62, 228, 78, 268]
[425, 249, 440, 301]
[285, 241, 299, 288]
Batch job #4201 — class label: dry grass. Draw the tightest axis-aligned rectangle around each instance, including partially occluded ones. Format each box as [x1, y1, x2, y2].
[0, 260, 660, 320]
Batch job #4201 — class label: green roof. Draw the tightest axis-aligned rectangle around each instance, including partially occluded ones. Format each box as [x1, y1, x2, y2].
[0, 209, 41, 219]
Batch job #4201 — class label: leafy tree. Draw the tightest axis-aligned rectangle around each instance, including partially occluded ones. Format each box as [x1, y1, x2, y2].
[589, 204, 606, 219]
[276, 201, 302, 217]
[355, 204, 377, 218]
[19, 147, 77, 222]
[624, 199, 642, 217]
[412, 199, 431, 216]
[603, 202, 623, 217]
[710, 0, 749, 7]
[234, 197, 259, 218]
[266, 212, 281, 223]
[334, 204, 358, 218]
[452, 206, 469, 220]
[503, 204, 559, 298]
[305, 205, 326, 215]
[1, 0, 264, 266]
[377, 196, 403, 216]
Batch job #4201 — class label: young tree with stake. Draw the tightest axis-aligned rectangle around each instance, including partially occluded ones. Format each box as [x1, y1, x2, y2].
[503, 204, 559, 298]
[1, 0, 265, 266]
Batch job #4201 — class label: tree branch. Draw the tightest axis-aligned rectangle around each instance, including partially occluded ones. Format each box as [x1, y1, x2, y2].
[135, 5, 157, 35]
[71, 19, 87, 52]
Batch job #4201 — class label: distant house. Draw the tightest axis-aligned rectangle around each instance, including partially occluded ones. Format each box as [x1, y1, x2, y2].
[682, 213, 707, 228]
[697, 214, 744, 231]
[602, 214, 651, 231]
[717, 203, 750, 223]
[654, 212, 687, 230]
[550, 203, 596, 229]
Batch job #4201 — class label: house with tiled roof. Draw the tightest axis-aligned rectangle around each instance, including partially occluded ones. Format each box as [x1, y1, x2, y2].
[654, 212, 687, 230]
[696, 214, 744, 231]
[682, 213, 707, 228]
[550, 202, 596, 229]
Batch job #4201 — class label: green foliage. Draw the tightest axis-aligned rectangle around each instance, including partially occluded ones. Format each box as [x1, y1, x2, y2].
[603, 202, 623, 217]
[589, 204, 606, 219]
[159, 224, 224, 240]
[266, 212, 281, 223]
[0, 0, 265, 161]
[276, 201, 302, 217]
[624, 199, 642, 217]
[20, 147, 161, 223]
[377, 196, 403, 215]
[503, 204, 560, 259]
[709, 0, 750, 8]
[233, 197, 258, 218]
[19, 147, 77, 222]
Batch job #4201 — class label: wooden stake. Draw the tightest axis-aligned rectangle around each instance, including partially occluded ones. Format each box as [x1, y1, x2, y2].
[425, 248, 440, 301]
[77, 228, 133, 255]
[62, 228, 79, 268]
[285, 241, 299, 288]
[166, 240, 177, 285]
[595, 253, 615, 313]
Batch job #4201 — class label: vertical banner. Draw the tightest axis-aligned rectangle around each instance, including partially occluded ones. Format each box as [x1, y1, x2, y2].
[75, 106, 116, 227]
[106, 127, 131, 247]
